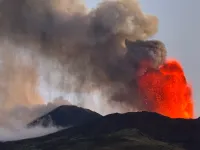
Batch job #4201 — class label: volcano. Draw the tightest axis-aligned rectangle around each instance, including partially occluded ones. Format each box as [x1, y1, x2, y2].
[0, 0, 195, 121]
[1, 106, 200, 150]
[27, 105, 102, 128]
[0, 0, 196, 149]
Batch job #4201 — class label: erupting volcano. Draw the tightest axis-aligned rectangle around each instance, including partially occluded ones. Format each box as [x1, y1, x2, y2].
[138, 59, 194, 119]
[0, 0, 195, 125]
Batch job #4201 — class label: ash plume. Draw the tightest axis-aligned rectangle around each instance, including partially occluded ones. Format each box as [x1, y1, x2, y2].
[0, 43, 69, 124]
[0, 0, 167, 114]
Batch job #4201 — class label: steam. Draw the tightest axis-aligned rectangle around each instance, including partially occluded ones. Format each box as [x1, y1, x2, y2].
[0, 41, 69, 141]
[0, 126, 60, 141]
[0, 0, 167, 141]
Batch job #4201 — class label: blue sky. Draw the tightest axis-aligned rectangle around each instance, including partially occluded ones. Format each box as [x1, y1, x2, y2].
[84, 0, 200, 115]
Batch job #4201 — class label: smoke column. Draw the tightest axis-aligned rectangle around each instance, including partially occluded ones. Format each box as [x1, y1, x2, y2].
[0, 0, 194, 139]
[0, 0, 160, 108]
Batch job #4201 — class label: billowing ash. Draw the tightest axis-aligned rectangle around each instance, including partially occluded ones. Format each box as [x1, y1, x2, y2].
[0, 0, 167, 110]
[0, 0, 168, 139]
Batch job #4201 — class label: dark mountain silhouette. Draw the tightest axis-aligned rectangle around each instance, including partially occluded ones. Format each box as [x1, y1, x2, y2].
[0, 129, 184, 150]
[27, 105, 102, 128]
[1, 107, 199, 150]
[30, 111, 199, 149]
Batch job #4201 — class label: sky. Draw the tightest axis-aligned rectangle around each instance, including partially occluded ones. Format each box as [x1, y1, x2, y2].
[85, 0, 200, 115]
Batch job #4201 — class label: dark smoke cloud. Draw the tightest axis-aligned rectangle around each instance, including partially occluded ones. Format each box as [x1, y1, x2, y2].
[0, 0, 166, 111]
[125, 39, 166, 68]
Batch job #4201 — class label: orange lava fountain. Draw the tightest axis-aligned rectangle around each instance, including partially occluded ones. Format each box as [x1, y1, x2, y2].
[137, 59, 194, 119]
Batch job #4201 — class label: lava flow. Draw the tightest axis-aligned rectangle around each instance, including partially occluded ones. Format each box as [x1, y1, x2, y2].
[137, 59, 194, 119]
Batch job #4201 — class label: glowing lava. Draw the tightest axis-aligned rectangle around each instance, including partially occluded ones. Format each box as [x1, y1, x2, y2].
[137, 59, 194, 119]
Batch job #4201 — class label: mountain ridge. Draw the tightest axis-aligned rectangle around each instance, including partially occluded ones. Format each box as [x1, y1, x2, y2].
[1, 105, 199, 150]
[27, 105, 102, 128]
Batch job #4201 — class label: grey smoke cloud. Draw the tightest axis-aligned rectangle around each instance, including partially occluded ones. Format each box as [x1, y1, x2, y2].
[0, 0, 167, 141]
[0, 0, 164, 107]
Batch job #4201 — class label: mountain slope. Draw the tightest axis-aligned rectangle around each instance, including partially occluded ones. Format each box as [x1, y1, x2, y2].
[1, 110, 199, 150]
[28, 105, 102, 128]
[0, 129, 184, 150]
[26, 111, 200, 149]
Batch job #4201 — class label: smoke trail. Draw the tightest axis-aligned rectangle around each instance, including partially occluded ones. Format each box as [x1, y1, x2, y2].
[0, 0, 164, 112]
